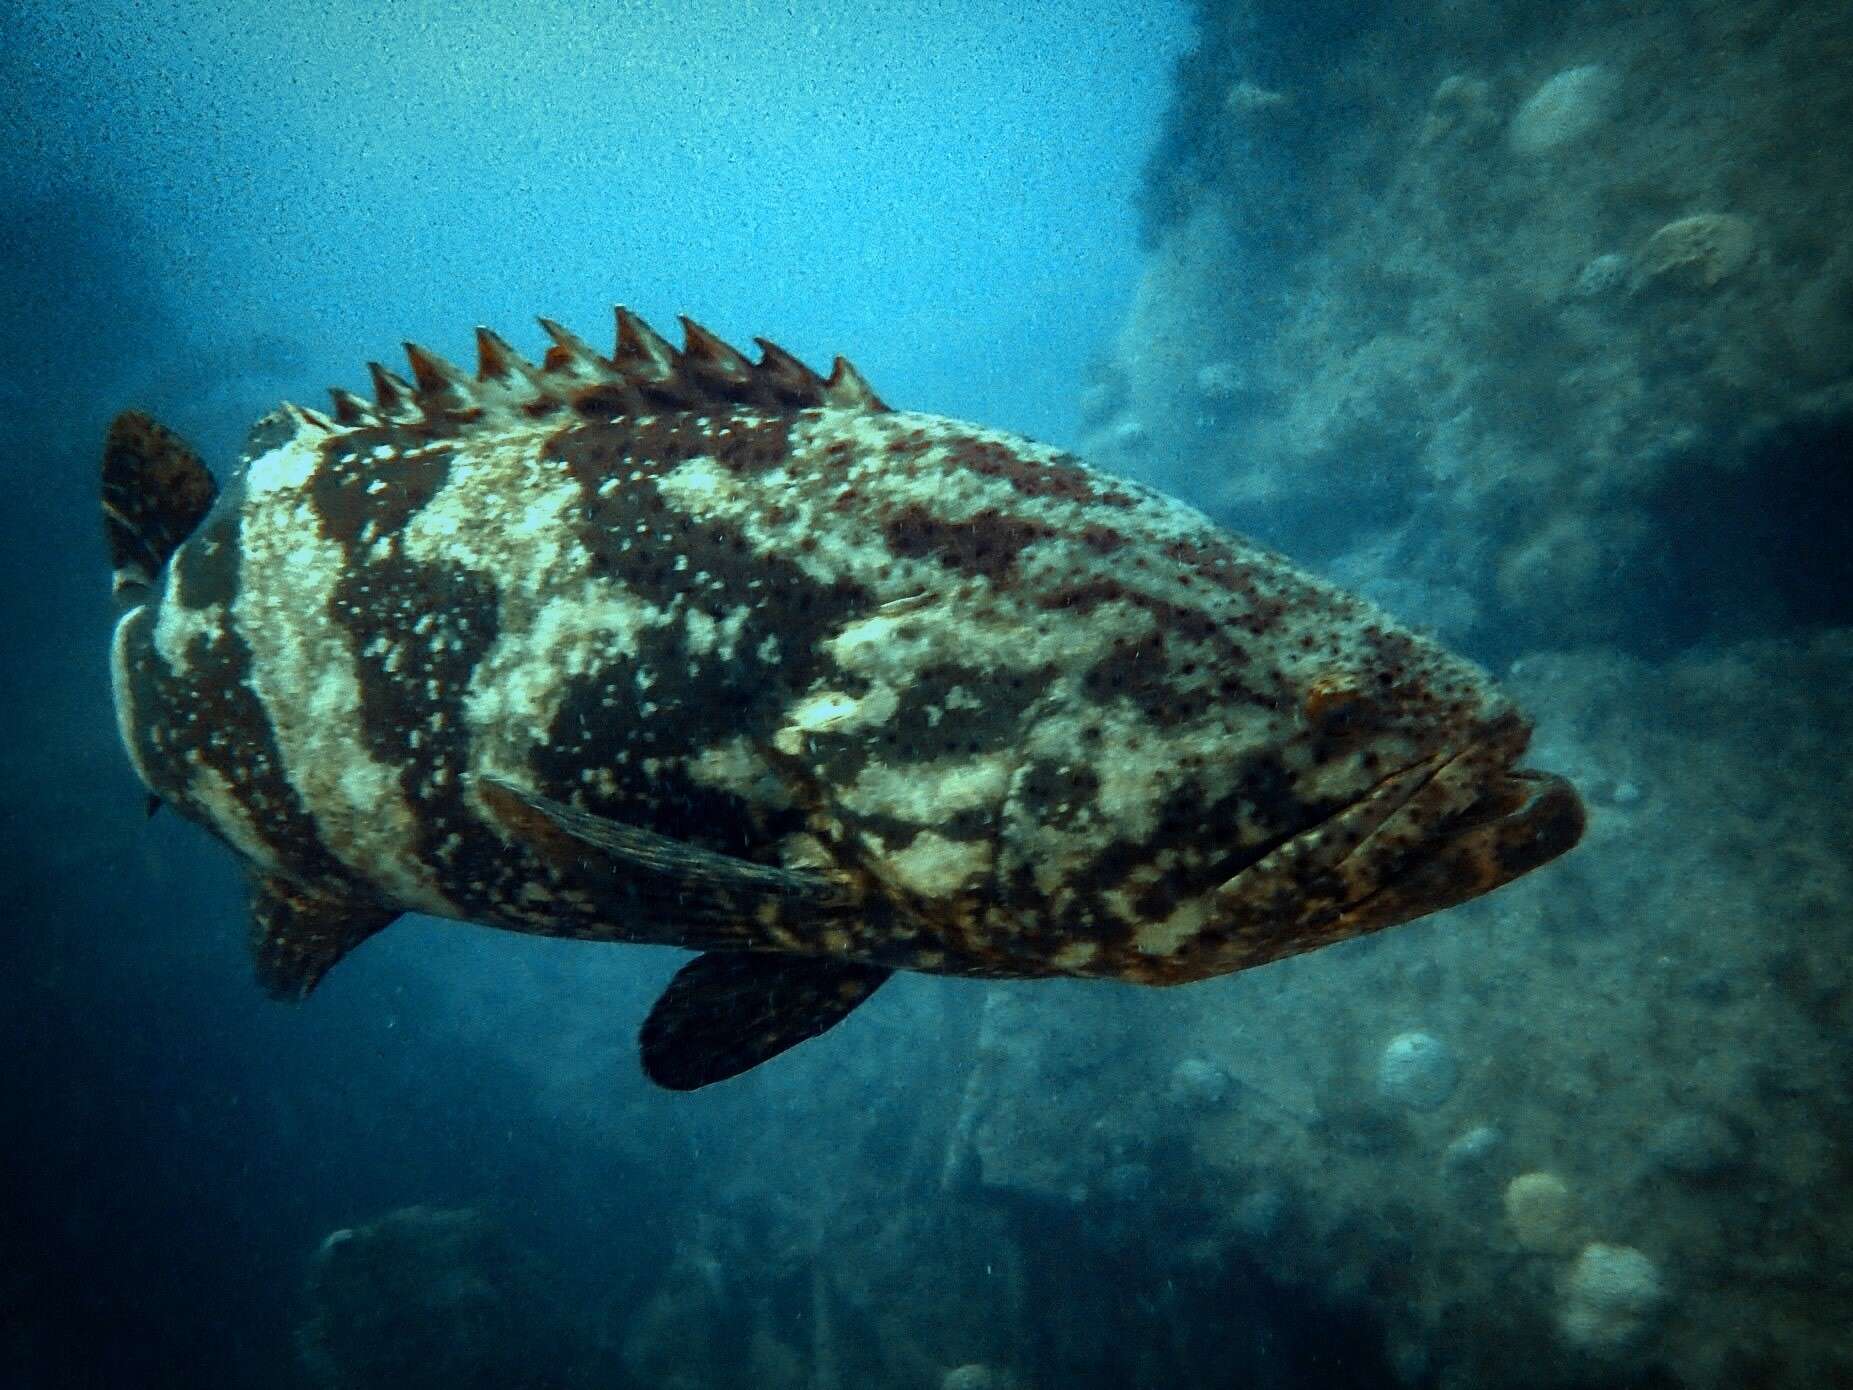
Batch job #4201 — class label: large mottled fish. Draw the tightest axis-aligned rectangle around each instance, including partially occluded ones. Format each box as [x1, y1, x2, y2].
[103, 308, 1584, 1089]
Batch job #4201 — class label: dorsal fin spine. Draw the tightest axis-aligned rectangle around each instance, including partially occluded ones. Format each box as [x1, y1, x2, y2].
[403, 342, 471, 403]
[537, 317, 605, 376]
[680, 317, 752, 381]
[614, 307, 677, 381]
[328, 387, 378, 425]
[823, 356, 887, 411]
[312, 308, 888, 434]
[367, 361, 415, 417]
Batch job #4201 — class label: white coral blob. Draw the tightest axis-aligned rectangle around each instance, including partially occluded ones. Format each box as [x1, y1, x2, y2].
[1559, 1243, 1668, 1355]
[1510, 65, 1616, 156]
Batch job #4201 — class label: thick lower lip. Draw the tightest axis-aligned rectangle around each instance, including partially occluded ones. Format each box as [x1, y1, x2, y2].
[1449, 766, 1585, 872]
[1220, 730, 1579, 898]
[1332, 746, 1585, 926]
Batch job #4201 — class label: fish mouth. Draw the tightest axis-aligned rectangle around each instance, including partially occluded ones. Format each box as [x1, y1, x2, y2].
[1213, 714, 1585, 951]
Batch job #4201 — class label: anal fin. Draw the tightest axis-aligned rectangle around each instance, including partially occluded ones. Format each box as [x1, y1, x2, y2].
[640, 951, 892, 1090]
[250, 876, 397, 1001]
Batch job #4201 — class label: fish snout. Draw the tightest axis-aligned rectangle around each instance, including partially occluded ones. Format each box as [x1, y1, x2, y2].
[1206, 712, 1585, 966]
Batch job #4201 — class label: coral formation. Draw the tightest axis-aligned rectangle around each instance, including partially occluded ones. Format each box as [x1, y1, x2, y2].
[296, 1207, 579, 1390]
[1503, 1172, 1580, 1255]
[1639, 213, 1757, 288]
[1557, 1244, 1668, 1355]
[941, 1364, 1022, 1390]
[1374, 1031, 1459, 1111]
[1508, 66, 1618, 157]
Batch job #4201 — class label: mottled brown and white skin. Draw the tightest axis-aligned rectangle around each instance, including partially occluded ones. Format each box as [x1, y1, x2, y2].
[103, 308, 1584, 1088]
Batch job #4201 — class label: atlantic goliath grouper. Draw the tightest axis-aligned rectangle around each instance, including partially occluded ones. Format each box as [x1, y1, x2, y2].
[103, 308, 1584, 1089]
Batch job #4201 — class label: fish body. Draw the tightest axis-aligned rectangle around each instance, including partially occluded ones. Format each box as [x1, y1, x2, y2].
[104, 310, 1583, 1087]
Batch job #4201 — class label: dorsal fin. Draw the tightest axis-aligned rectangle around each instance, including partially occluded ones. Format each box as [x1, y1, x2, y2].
[366, 362, 417, 420]
[537, 317, 606, 377]
[101, 411, 219, 604]
[823, 355, 885, 411]
[301, 308, 889, 435]
[327, 387, 379, 426]
[402, 342, 471, 404]
[473, 326, 526, 382]
[615, 306, 678, 382]
[680, 316, 754, 382]
[753, 337, 828, 402]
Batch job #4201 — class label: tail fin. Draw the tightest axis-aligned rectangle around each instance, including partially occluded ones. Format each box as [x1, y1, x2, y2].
[101, 411, 217, 605]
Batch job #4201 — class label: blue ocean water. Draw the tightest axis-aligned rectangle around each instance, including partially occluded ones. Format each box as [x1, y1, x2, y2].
[5, 2, 1849, 1388]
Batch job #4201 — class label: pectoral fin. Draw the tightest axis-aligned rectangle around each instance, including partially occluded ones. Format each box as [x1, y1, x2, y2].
[477, 775, 855, 928]
[639, 951, 892, 1090]
[250, 876, 397, 1001]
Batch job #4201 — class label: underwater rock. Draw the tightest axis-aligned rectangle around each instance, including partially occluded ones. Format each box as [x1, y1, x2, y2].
[1107, 415, 1150, 449]
[1608, 779, 1644, 807]
[1103, 1161, 1156, 1203]
[1569, 252, 1633, 300]
[1194, 359, 1249, 402]
[1232, 1183, 1291, 1242]
[622, 1244, 735, 1389]
[296, 1206, 572, 1390]
[1421, 74, 1494, 144]
[1375, 1031, 1459, 1110]
[1509, 65, 1617, 156]
[1503, 1171, 1580, 1254]
[1647, 1112, 1745, 1179]
[941, 1365, 1022, 1390]
[1785, 258, 1853, 378]
[1494, 511, 1663, 640]
[1224, 79, 1288, 116]
[1558, 1243, 1668, 1355]
[1639, 213, 1757, 289]
[1168, 1056, 1234, 1110]
[1442, 1122, 1504, 1175]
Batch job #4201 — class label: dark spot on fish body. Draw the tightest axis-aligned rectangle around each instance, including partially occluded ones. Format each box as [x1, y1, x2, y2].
[1012, 759, 1102, 832]
[125, 597, 349, 893]
[935, 434, 1142, 512]
[882, 504, 1052, 581]
[1078, 523, 1126, 554]
[169, 497, 243, 610]
[1037, 578, 1128, 613]
[882, 662, 1050, 762]
[310, 430, 453, 546]
[1132, 870, 1191, 924]
[331, 551, 501, 886]
[1084, 630, 1201, 725]
[1157, 537, 1298, 636]
[1233, 750, 1326, 835]
[988, 862, 1089, 963]
[945, 438, 1093, 504]
[551, 410, 795, 488]
[523, 431, 872, 856]
[883, 428, 934, 461]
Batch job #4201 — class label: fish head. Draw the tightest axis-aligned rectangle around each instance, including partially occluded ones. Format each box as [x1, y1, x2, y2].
[992, 538, 1585, 983]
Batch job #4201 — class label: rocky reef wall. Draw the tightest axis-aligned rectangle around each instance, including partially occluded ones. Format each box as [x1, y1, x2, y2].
[1090, 0, 1853, 664]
